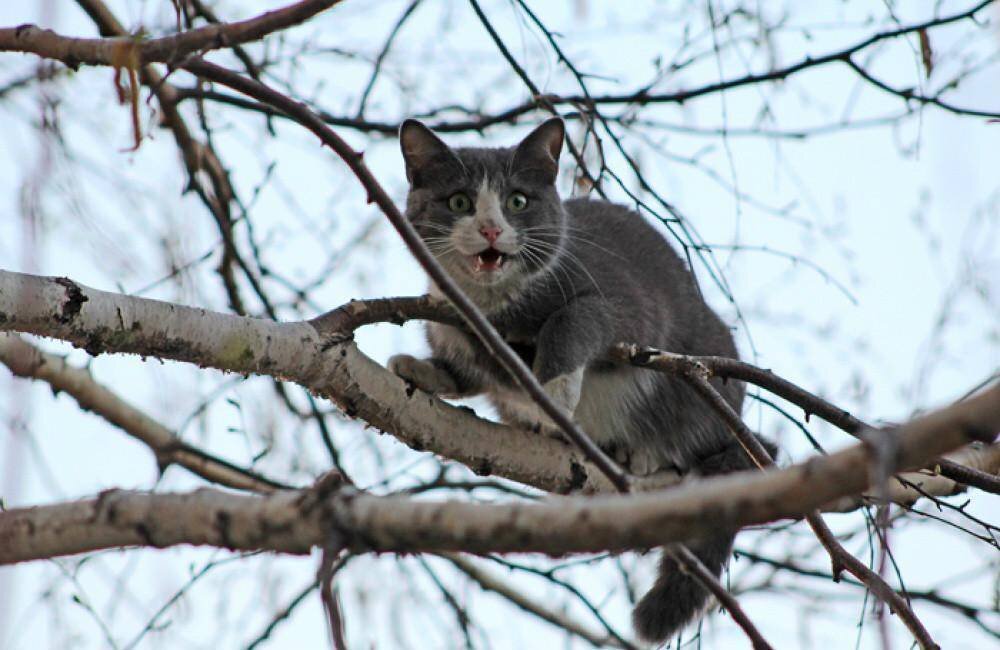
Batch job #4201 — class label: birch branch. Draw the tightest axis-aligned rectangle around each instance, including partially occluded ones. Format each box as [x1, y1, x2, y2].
[1, 383, 996, 565]
[824, 442, 1000, 512]
[3, 272, 995, 509]
[0, 270, 652, 495]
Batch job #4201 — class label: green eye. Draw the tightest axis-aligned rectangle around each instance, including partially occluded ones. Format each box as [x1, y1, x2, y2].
[447, 193, 471, 213]
[506, 192, 529, 212]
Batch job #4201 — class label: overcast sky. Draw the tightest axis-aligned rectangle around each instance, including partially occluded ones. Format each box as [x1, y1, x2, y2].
[1, 2, 997, 648]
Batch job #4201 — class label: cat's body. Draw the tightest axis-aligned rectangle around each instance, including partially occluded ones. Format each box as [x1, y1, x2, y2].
[421, 196, 743, 474]
[391, 118, 767, 643]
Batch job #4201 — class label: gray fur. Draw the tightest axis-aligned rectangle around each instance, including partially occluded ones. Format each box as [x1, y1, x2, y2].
[393, 118, 769, 643]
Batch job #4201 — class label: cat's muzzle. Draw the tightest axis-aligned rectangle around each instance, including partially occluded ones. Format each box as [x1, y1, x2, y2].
[471, 248, 506, 273]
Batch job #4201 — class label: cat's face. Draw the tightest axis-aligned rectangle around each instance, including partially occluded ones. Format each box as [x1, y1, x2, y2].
[400, 119, 567, 291]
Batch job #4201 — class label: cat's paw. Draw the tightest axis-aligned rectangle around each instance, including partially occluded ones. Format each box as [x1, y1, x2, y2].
[387, 354, 459, 396]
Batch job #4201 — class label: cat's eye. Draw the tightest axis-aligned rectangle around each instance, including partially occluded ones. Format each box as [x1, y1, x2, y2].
[507, 192, 529, 212]
[447, 193, 472, 213]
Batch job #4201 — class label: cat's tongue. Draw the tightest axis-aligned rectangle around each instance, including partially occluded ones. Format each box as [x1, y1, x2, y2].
[474, 249, 505, 272]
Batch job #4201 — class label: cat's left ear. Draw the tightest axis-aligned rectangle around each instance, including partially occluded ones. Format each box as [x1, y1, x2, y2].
[511, 117, 564, 184]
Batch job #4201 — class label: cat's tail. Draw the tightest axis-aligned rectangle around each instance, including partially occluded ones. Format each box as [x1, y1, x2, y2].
[631, 533, 733, 643]
[632, 437, 777, 643]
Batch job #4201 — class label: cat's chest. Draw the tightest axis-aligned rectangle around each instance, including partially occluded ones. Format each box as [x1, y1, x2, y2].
[427, 321, 539, 374]
[465, 327, 539, 369]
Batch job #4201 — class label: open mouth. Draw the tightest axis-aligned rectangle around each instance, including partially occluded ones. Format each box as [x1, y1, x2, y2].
[473, 248, 506, 272]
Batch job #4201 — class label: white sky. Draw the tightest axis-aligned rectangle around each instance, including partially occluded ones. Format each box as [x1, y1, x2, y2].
[0, 1, 997, 648]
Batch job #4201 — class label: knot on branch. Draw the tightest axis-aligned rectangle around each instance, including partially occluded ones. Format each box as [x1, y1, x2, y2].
[298, 469, 353, 514]
[53, 277, 88, 324]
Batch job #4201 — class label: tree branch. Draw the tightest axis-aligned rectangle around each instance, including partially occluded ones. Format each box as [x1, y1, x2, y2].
[0, 0, 342, 68]
[163, 0, 1000, 134]
[0, 270, 652, 495]
[665, 544, 774, 650]
[1, 383, 995, 564]
[611, 343, 1000, 496]
[0, 333, 290, 493]
[641, 352, 961, 648]
[442, 553, 629, 649]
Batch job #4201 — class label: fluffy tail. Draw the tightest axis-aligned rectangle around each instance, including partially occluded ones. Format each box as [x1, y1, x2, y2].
[632, 438, 777, 643]
[632, 533, 734, 643]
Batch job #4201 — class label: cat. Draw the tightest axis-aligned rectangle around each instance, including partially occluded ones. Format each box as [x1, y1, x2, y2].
[389, 117, 773, 643]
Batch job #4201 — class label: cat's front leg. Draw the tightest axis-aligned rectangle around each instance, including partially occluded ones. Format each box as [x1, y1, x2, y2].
[519, 298, 612, 432]
[534, 367, 586, 424]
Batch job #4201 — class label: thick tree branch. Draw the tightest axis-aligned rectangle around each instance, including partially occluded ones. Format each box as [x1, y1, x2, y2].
[3, 273, 993, 508]
[0, 270, 650, 495]
[1, 383, 995, 564]
[315, 302, 1000, 504]
[824, 443, 1000, 512]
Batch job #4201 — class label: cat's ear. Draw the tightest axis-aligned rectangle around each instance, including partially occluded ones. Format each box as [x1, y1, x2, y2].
[511, 117, 564, 184]
[399, 119, 456, 185]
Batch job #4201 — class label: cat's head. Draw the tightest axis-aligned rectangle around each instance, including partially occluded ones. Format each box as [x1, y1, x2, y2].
[399, 118, 566, 292]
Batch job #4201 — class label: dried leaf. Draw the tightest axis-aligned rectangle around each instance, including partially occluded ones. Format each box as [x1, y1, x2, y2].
[918, 28, 933, 77]
[109, 39, 144, 152]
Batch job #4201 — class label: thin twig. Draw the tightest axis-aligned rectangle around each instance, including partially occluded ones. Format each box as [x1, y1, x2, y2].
[318, 550, 350, 650]
[666, 545, 774, 650]
[634, 348, 944, 648]
[442, 552, 631, 648]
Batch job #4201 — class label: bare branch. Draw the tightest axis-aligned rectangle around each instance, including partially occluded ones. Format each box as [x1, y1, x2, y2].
[442, 552, 630, 649]
[0, 1, 342, 69]
[635, 351, 959, 648]
[0, 333, 290, 493]
[163, 0, 1000, 135]
[611, 344, 1000, 496]
[666, 545, 774, 650]
[0, 384, 995, 564]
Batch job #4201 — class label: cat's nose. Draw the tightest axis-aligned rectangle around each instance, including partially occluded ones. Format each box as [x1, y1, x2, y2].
[479, 226, 502, 245]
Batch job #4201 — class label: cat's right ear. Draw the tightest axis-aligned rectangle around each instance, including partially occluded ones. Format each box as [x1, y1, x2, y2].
[399, 120, 455, 185]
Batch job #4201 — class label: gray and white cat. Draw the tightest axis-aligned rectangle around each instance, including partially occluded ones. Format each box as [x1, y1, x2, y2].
[389, 118, 773, 643]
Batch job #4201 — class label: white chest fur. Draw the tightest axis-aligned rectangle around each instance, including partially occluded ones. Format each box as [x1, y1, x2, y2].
[488, 364, 657, 446]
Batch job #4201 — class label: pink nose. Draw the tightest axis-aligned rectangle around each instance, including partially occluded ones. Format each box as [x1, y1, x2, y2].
[479, 226, 502, 244]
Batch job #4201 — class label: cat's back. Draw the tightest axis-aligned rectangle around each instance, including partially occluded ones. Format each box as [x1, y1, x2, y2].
[560, 197, 735, 358]
[561, 197, 695, 295]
